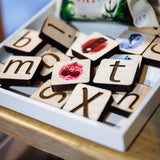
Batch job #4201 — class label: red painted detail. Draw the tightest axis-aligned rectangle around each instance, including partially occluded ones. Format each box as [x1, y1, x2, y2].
[59, 62, 83, 80]
[81, 37, 107, 54]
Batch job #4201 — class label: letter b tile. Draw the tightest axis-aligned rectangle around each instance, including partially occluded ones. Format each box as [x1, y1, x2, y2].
[5, 29, 44, 55]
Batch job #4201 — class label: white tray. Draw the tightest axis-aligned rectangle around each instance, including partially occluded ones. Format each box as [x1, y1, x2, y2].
[0, 0, 160, 152]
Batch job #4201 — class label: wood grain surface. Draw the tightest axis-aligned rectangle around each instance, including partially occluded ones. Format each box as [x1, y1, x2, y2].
[0, 104, 159, 160]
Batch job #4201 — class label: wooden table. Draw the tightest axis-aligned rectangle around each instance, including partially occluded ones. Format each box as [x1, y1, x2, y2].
[0, 104, 159, 160]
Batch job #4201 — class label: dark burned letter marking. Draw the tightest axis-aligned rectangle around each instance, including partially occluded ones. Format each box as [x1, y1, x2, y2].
[71, 87, 103, 117]
[110, 61, 125, 82]
[151, 44, 160, 54]
[39, 86, 66, 103]
[3, 60, 34, 74]
[48, 23, 72, 39]
[117, 93, 139, 109]
[42, 53, 60, 68]
[13, 31, 31, 47]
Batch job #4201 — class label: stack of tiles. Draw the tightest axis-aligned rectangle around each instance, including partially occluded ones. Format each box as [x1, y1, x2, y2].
[0, 14, 159, 127]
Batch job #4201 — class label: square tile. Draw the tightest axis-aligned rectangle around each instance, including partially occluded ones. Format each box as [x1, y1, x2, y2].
[62, 83, 112, 120]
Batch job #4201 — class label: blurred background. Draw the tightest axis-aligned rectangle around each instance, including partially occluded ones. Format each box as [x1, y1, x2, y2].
[0, 0, 51, 38]
[0, 0, 63, 159]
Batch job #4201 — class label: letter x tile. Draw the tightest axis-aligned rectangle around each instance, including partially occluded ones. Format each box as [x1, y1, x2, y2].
[62, 84, 112, 121]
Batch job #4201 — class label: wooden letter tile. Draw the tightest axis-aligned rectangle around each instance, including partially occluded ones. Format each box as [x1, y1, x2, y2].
[142, 37, 160, 67]
[112, 84, 151, 113]
[40, 15, 77, 52]
[72, 32, 119, 65]
[37, 46, 71, 81]
[93, 59, 139, 91]
[30, 80, 70, 108]
[62, 84, 112, 121]
[5, 29, 44, 55]
[51, 59, 91, 91]
[116, 30, 155, 55]
[0, 56, 42, 86]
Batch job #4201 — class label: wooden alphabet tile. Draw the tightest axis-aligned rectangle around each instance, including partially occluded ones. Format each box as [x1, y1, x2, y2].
[93, 59, 139, 91]
[5, 29, 44, 55]
[40, 15, 78, 52]
[116, 30, 155, 55]
[103, 112, 128, 128]
[36, 46, 71, 81]
[51, 59, 91, 91]
[72, 32, 119, 65]
[0, 56, 42, 86]
[30, 80, 71, 108]
[112, 84, 151, 113]
[142, 37, 160, 67]
[62, 83, 112, 121]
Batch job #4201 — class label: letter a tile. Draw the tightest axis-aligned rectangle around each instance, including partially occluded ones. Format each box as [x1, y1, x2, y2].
[62, 84, 112, 121]
[31, 80, 71, 108]
[0, 56, 42, 86]
[5, 29, 44, 55]
[93, 59, 139, 91]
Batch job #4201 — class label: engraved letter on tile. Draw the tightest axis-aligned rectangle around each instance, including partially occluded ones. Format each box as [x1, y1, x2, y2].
[110, 61, 125, 82]
[13, 31, 31, 48]
[71, 87, 103, 117]
[3, 60, 34, 74]
[117, 93, 139, 110]
[39, 86, 67, 103]
[151, 44, 160, 54]
[42, 53, 60, 68]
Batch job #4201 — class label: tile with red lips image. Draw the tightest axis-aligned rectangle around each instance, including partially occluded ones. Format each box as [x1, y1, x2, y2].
[81, 37, 107, 54]
[72, 32, 119, 62]
[51, 59, 91, 91]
